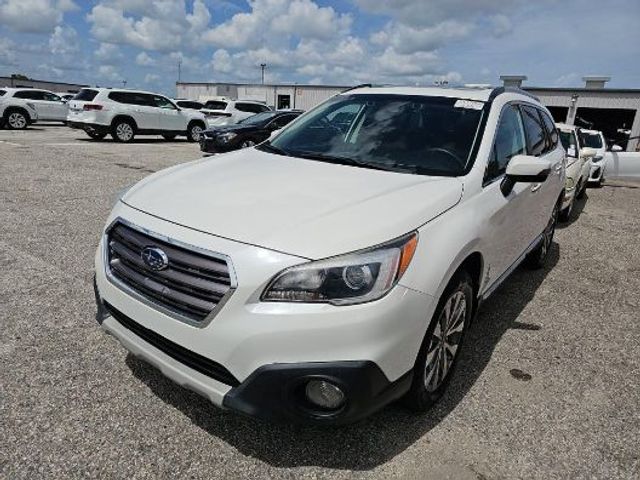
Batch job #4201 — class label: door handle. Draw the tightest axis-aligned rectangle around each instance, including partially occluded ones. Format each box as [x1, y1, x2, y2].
[531, 183, 542, 193]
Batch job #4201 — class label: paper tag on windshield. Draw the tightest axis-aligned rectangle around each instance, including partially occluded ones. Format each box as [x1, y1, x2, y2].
[454, 99, 484, 110]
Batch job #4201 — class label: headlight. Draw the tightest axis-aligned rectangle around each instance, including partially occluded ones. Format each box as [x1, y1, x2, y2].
[262, 232, 418, 305]
[217, 132, 237, 143]
[565, 177, 575, 190]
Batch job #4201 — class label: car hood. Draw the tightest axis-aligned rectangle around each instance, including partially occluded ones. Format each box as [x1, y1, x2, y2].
[122, 149, 463, 259]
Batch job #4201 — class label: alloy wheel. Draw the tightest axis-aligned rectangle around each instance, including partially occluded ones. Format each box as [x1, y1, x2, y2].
[424, 291, 467, 392]
[116, 123, 133, 141]
[8, 112, 27, 129]
[191, 125, 203, 141]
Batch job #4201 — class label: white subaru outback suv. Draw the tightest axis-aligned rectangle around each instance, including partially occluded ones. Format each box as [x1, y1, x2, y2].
[0, 88, 40, 129]
[67, 88, 207, 142]
[94, 86, 565, 425]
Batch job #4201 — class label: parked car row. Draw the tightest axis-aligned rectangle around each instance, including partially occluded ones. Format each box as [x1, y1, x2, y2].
[94, 85, 578, 425]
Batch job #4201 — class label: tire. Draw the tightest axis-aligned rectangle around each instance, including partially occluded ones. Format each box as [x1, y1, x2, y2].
[524, 199, 559, 269]
[403, 271, 474, 412]
[187, 122, 204, 142]
[559, 197, 573, 222]
[85, 127, 106, 140]
[162, 134, 176, 141]
[5, 109, 29, 130]
[111, 119, 136, 143]
[241, 139, 256, 148]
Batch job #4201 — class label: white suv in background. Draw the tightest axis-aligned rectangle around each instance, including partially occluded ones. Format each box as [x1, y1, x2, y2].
[579, 129, 607, 186]
[0, 88, 40, 129]
[202, 99, 271, 126]
[94, 86, 564, 425]
[0, 88, 67, 125]
[557, 123, 596, 220]
[67, 88, 208, 142]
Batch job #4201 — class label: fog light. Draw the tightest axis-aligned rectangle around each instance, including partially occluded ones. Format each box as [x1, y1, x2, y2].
[305, 380, 345, 410]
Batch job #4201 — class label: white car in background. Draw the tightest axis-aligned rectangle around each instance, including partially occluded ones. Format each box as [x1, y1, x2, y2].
[94, 86, 565, 425]
[0, 88, 39, 129]
[1, 88, 66, 125]
[578, 129, 607, 186]
[67, 88, 208, 143]
[557, 123, 596, 221]
[173, 99, 205, 110]
[201, 99, 271, 126]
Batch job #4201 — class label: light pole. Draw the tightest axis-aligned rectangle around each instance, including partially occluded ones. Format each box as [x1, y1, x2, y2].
[260, 63, 266, 85]
[122, 80, 127, 88]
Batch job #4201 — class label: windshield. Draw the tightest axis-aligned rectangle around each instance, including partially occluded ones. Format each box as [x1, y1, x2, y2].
[239, 112, 278, 125]
[204, 100, 227, 110]
[579, 132, 603, 148]
[259, 94, 485, 176]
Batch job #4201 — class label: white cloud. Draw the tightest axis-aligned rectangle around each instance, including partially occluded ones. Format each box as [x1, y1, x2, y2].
[0, 38, 17, 66]
[95, 43, 122, 64]
[87, 0, 211, 52]
[0, 0, 77, 33]
[371, 20, 472, 54]
[136, 51, 155, 66]
[490, 14, 512, 37]
[144, 73, 160, 84]
[203, 0, 351, 48]
[98, 64, 121, 82]
[211, 49, 233, 73]
[49, 25, 78, 56]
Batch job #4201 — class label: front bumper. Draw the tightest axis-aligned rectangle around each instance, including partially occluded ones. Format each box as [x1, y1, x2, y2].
[199, 136, 236, 154]
[94, 203, 434, 424]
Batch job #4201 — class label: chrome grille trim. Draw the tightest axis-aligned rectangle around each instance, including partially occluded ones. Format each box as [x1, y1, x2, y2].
[103, 217, 237, 328]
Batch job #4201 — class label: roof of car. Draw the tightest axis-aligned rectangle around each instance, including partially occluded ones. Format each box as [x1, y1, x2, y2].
[87, 87, 162, 96]
[344, 86, 492, 102]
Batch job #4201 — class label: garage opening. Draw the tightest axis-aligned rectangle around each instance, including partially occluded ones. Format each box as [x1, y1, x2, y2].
[547, 106, 569, 123]
[574, 107, 636, 150]
[277, 94, 291, 110]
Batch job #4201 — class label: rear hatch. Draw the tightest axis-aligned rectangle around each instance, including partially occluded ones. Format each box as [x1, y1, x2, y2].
[68, 88, 99, 113]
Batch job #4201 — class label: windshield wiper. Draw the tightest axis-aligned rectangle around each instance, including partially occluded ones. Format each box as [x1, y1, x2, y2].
[258, 141, 290, 156]
[290, 151, 409, 173]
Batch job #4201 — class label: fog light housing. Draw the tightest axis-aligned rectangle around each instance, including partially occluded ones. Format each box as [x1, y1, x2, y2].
[305, 380, 345, 410]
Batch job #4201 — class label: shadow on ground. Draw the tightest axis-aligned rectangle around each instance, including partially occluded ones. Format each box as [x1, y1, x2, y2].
[127, 245, 559, 470]
[76, 137, 191, 144]
[557, 191, 588, 229]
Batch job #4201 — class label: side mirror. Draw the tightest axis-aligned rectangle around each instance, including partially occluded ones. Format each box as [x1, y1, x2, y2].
[501, 155, 552, 196]
[611, 144, 623, 152]
[580, 147, 597, 159]
[269, 128, 281, 139]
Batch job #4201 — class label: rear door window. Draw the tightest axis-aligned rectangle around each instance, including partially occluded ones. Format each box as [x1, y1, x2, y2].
[204, 100, 227, 110]
[520, 105, 547, 156]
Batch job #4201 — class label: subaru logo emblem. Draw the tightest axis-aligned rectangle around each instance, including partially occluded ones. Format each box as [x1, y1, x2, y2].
[141, 246, 169, 271]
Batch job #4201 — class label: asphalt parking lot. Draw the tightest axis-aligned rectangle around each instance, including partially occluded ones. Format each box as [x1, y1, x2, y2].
[1, 124, 639, 479]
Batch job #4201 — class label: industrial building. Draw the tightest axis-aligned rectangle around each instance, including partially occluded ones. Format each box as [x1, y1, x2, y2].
[501, 75, 640, 152]
[0, 76, 89, 94]
[176, 81, 349, 112]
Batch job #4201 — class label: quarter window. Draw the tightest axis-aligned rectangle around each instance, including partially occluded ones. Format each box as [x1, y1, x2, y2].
[486, 104, 527, 181]
[521, 105, 547, 156]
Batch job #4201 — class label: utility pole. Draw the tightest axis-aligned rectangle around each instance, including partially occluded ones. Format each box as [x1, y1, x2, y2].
[178, 60, 182, 83]
[260, 63, 266, 85]
[122, 80, 127, 88]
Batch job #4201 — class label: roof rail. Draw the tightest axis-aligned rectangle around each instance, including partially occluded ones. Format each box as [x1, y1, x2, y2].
[488, 86, 539, 102]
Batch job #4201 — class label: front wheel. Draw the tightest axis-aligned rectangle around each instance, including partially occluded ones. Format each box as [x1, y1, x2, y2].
[525, 199, 559, 269]
[187, 122, 204, 142]
[403, 271, 473, 412]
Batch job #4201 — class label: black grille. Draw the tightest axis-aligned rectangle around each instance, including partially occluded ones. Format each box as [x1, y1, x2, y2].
[107, 222, 232, 322]
[105, 302, 239, 387]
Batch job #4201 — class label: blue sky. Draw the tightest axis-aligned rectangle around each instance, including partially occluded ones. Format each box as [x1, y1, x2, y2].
[1, 0, 639, 96]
